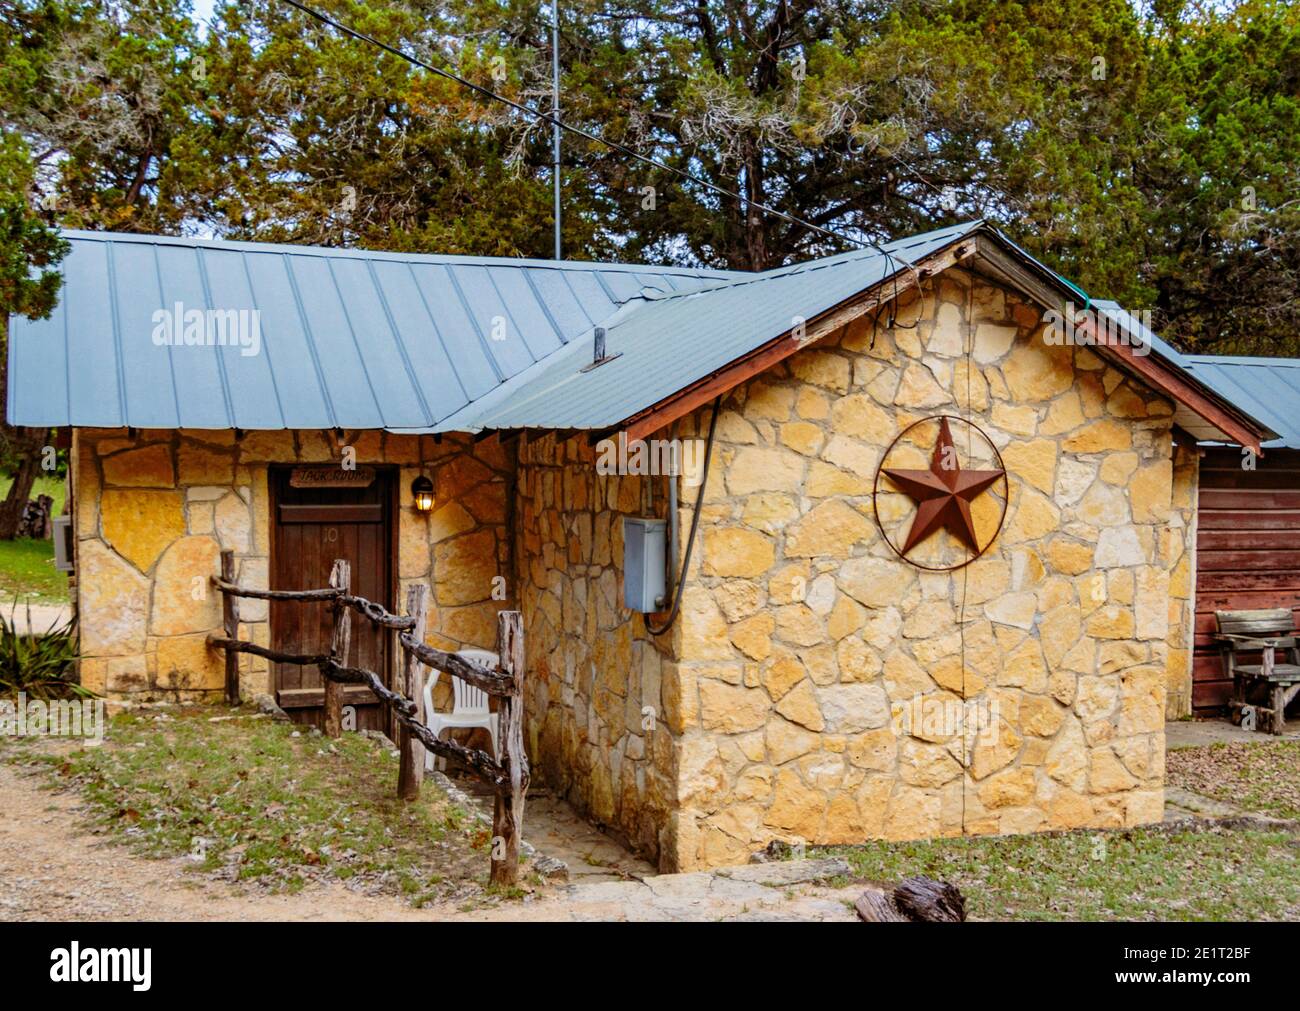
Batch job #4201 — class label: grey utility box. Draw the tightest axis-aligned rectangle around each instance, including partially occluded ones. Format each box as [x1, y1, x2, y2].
[623, 517, 667, 612]
[52, 515, 74, 573]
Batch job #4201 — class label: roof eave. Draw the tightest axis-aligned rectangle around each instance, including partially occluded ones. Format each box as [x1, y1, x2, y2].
[969, 234, 1277, 456]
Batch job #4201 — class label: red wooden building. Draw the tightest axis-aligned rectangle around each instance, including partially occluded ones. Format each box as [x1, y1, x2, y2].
[1183, 357, 1300, 713]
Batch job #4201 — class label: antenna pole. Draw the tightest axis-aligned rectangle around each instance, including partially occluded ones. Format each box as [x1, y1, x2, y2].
[551, 0, 561, 260]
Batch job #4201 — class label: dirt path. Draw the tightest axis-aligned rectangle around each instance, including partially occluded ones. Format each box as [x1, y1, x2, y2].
[0, 761, 464, 921]
[0, 762, 856, 922]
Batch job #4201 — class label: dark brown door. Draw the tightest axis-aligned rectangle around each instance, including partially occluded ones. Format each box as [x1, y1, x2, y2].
[270, 465, 395, 732]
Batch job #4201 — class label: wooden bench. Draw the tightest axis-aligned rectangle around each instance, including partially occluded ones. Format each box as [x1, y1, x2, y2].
[1215, 608, 1300, 735]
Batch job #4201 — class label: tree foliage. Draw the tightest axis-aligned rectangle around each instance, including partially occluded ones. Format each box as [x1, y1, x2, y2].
[0, 132, 66, 321]
[1, 0, 1297, 354]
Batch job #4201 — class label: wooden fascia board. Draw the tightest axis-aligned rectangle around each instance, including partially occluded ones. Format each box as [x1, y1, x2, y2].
[1074, 317, 1265, 456]
[620, 237, 978, 443]
[972, 237, 1270, 456]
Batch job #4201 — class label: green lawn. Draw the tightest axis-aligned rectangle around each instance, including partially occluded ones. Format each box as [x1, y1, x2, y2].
[4, 706, 519, 905]
[814, 741, 1300, 921]
[0, 476, 69, 603]
[815, 822, 1300, 921]
[0, 537, 68, 603]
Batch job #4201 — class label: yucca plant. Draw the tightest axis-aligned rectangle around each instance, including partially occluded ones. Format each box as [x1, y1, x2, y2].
[0, 600, 87, 700]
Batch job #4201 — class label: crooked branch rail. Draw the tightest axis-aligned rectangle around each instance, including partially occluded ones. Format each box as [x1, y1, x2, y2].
[397, 633, 514, 696]
[342, 593, 418, 630]
[318, 658, 509, 788]
[208, 549, 530, 885]
[211, 577, 341, 602]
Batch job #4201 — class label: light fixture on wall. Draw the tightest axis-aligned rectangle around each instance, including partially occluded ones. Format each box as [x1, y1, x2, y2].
[411, 437, 435, 512]
[411, 475, 434, 512]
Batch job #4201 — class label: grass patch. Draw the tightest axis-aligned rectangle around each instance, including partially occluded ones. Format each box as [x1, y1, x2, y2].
[815, 823, 1300, 921]
[0, 476, 70, 603]
[0, 540, 68, 603]
[4, 706, 506, 906]
[1168, 740, 1300, 820]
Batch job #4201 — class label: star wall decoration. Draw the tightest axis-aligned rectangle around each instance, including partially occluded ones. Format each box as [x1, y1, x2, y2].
[879, 417, 1006, 559]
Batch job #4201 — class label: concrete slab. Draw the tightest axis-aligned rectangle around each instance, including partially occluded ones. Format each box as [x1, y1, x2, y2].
[1, 601, 72, 637]
[554, 860, 860, 922]
[1164, 786, 1244, 819]
[438, 772, 858, 920]
[1166, 718, 1300, 749]
[717, 857, 852, 887]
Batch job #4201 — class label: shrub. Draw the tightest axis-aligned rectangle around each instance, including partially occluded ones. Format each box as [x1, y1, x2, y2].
[0, 601, 85, 699]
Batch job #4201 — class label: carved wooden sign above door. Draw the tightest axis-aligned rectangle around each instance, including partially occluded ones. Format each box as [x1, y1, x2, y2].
[289, 465, 377, 489]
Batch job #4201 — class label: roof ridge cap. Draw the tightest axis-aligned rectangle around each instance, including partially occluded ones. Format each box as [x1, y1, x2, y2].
[617, 220, 986, 306]
[56, 229, 744, 278]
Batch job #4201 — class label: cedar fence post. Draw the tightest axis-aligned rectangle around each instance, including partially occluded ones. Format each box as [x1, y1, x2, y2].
[325, 558, 351, 738]
[221, 550, 240, 706]
[489, 610, 528, 887]
[397, 584, 429, 800]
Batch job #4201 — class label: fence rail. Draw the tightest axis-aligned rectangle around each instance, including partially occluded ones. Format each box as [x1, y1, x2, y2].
[397, 632, 515, 696]
[207, 549, 529, 885]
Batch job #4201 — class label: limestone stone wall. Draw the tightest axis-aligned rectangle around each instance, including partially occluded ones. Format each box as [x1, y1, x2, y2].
[415, 434, 516, 657]
[73, 428, 512, 702]
[667, 268, 1176, 869]
[1164, 443, 1200, 718]
[514, 434, 677, 864]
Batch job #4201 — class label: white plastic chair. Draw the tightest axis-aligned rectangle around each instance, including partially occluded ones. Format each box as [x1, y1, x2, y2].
[423, 648, 500, 772]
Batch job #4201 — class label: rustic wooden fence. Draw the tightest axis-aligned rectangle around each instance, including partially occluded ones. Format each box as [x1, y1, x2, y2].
[207, 550, 529, 885]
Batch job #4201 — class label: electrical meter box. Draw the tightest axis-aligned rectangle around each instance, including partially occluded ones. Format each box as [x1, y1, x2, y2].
[53, 515, 74, 573]
[623, 517, 667, 612]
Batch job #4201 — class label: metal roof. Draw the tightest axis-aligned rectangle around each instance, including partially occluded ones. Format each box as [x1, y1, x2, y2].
[1181, 356, 1300, 450]
[7, 230, 740, 429]
[1092, 300, 1184, 363]
[418, 222, 983, 432]
[9, 222, 1287, 447]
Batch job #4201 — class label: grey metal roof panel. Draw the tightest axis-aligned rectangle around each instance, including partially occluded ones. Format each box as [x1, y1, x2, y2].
[8, 230, 741, 430]
[1182, 356, 1300, 450]
[39, 220, 1275, 443]
[1091, 300, 1186, 366]
[425, 221, 984, 432]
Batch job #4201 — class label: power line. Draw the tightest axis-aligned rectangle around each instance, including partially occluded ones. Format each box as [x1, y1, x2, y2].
[275, 0, 910, 264]
[549, 0, 561, 260]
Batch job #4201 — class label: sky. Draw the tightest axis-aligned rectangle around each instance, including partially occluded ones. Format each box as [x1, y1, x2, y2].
[191, 0, 216, 32]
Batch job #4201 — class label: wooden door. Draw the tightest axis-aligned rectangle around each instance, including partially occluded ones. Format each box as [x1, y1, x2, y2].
[270, 465, 395, 731]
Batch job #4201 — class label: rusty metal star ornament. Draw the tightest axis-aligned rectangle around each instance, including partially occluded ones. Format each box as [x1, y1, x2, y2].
[875, 416, 1008, 569]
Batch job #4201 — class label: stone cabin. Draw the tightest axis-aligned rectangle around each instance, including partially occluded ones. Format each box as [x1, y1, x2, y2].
[8, 221, 1280, 871]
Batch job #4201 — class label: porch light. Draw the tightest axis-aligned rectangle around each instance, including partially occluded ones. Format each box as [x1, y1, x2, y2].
[411, 475, 434, 512]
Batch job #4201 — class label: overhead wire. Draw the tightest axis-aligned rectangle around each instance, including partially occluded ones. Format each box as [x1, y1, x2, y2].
[275, 0, 922, 287]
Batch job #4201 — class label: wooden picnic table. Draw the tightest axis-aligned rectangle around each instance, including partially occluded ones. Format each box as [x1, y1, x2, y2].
[1215, 608, 1300, 735]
